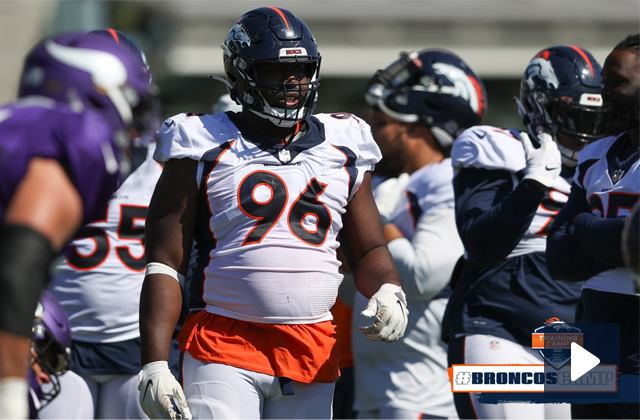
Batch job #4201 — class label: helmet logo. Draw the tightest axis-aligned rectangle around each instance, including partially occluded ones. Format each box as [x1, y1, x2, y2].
[229, 23, 251, 48]
[431, 62, 481, 114]
[525, 57, 559, 90]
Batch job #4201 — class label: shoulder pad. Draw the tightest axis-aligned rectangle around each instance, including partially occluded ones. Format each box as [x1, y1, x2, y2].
[451, 125, 526, 173]
[314, 113, 381, 170]
[154, 113, 238, 164]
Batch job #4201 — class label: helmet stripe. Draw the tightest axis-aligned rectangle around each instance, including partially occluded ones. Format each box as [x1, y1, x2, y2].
[468, 75, 485, 116]
[267, 7, 291, 31]
[569, 45, 594, 78]
[106, 28, 120, 44]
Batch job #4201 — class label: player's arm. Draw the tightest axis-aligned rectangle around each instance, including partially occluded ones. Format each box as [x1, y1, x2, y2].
[339, 172, 402, 297]
[339, 172, 408, 342]
[547, 183, 615, 281]
[0, 158, 83, 379]
[138, 158, 196, 420]
[387, 207, 463, 300]
[454, 167, 544, 267]
[140, 157, 198, 365]
[571, 212, 627, 267]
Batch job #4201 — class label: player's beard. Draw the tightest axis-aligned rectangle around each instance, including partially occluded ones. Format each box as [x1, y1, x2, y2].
[602, 90, 640, 136]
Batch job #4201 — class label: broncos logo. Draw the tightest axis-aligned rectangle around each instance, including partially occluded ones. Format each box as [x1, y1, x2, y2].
[525, 57, 559, 90]
[229, 23, 251, 48]
[422, 62, 481, 114]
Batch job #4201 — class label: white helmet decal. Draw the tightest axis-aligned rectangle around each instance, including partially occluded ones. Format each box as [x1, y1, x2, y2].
[430, 62, 480, 114]
[230, 23, 252, 48]
[525, 57, 560, 90]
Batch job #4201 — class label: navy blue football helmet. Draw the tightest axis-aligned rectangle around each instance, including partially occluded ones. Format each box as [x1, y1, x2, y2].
[29, 290, 71, 414]
[517, 45, 604, 166]
[219, 7, 321, 127]
[365, 49, 487, 148]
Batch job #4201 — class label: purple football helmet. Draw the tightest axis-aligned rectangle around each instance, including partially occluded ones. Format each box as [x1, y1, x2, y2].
[18, 30, 153, 133]
[30, 290, 71, 412]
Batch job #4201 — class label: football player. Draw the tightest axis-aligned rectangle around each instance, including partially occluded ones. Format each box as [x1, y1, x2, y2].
[41, 29, 165, 419]
[443, 45, 605, 419]
[137, 7, 408, 420]
[352, 49, 486, 419]
[0, 30, 153, 417]
[547, 34, 640, 419]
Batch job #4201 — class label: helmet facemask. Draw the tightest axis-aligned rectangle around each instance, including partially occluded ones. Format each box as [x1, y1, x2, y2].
[31, 317, 70, 408]
[224, 48, 321, 127]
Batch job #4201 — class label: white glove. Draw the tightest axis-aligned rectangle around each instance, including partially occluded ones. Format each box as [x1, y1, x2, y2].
[139, 361, 192, 420]
[358, 283, 409, 342]
[521, 132, 562, 188]
[373, 173, 410, 224]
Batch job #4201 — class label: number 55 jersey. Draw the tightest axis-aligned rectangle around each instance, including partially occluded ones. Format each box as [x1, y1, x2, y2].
[49, 145, 163, 343]
[154, 112, 380, 324]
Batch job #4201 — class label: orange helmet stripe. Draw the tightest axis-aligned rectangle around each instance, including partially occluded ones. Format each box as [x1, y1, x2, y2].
[569, 45, 594, 77]
[106, 28, 120, 44]
[267, 7, 291, 31]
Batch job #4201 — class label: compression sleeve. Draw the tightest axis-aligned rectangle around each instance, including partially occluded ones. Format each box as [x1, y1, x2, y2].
[454, 167, 544, 267]
[0, 224, 54, 336]
[571, 212, 627, 267]
[546, 183, 612, 281]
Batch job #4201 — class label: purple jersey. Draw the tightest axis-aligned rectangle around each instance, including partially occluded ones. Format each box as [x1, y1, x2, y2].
[0, 96, 121, 225]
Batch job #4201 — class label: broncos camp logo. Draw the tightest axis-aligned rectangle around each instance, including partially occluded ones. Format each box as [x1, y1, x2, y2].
[525, 57, 559, 90]
[227, 23, 252, 48]
[421, 62, 484, 115]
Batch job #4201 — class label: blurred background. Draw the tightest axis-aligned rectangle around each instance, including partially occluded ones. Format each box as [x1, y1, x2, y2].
[1, 0, 638, 129]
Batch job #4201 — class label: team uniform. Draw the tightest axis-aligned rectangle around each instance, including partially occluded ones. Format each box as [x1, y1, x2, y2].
[547, 132, 639, 418]
[0, 96, 120, 224]
[352, 160, 461, 419]
[155, 111, 380, 418]
[43, 145, 162, 419]
[443, 126, 579, 419]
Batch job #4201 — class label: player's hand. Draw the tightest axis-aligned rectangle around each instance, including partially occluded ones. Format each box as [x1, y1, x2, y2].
[138, 361, 192, 420]
[373, 173, 410, 224]
[521, 132, 561, 188]
[359, 283, 409, 342]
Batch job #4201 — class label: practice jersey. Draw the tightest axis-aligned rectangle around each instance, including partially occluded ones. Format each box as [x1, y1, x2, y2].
[452, 126, 571, 255]
[0, 96, 121, 225]
[574, 133, 639, 295]
[155, 112, 380, 324]
[391, 159, 455, 238]
[351, 159, 459, 417]
[443, 126, 582, 346]
[50, 145, 162, 342]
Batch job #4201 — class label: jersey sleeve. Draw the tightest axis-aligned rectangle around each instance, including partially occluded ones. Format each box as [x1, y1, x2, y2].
[315, 113, 382, 201]
[388, 206, 463, 301]
[154, 113, 233, 164]
[547, 183, 613, 281]
[454, 167, 544, 267]
[451, 126, 526, 173]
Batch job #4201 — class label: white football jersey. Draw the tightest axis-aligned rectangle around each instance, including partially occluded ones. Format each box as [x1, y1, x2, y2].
[351, 158, 459, 416]
[391, 159, 455, 239]
[155, 112, 381, 324]
[452, 126, 571, 257]
[50, 145, 162, 343]
[575, 134, 640, 295]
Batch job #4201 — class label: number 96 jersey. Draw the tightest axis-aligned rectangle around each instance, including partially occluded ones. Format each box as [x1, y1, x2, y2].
[155, 112, 381, 324]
